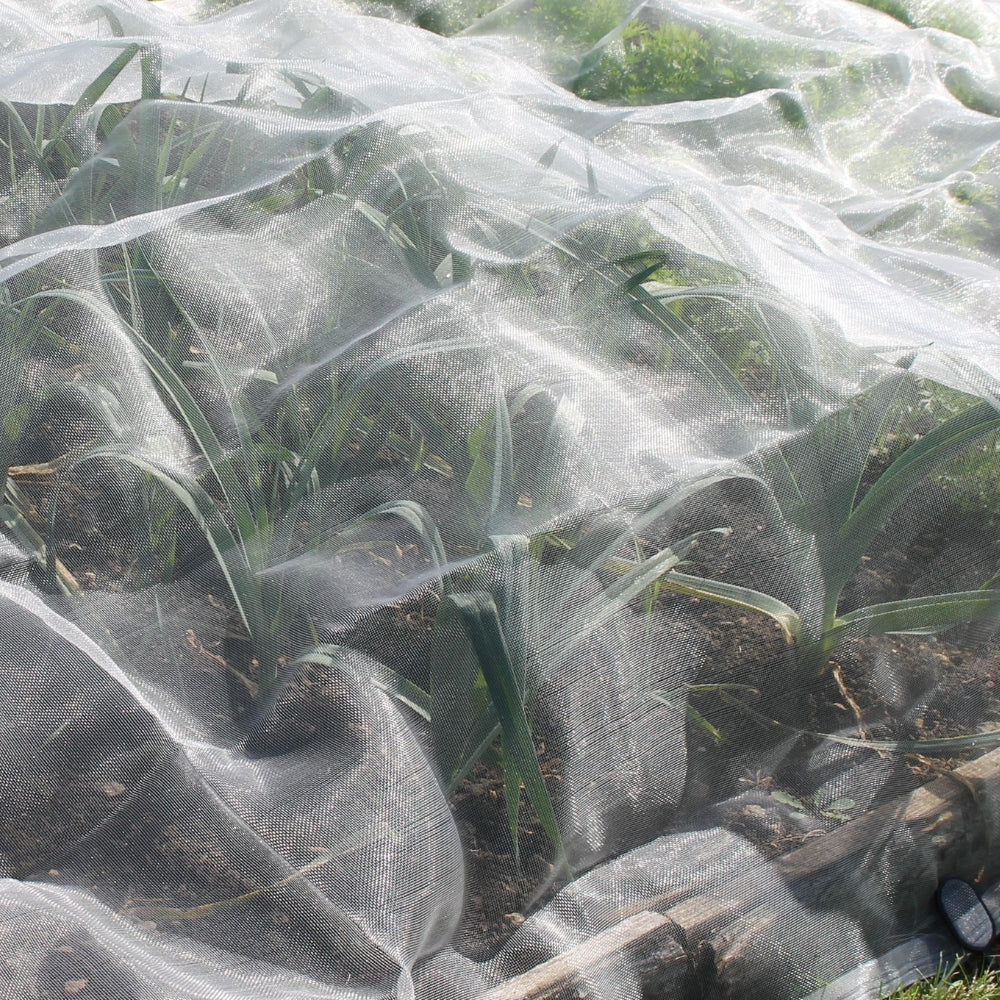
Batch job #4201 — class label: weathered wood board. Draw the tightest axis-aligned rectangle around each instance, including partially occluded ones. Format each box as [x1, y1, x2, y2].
[484, 747, 1000, 999]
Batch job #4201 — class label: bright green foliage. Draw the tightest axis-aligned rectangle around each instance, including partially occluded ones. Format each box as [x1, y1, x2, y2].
[431, 580, 565, 863]
[574, 19, 784, 105]
[576, 22, 710, 103]
[887, 962, 1000, 998]
[532, 0, 628, 47]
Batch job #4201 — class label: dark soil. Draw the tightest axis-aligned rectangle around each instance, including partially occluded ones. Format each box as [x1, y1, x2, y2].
[651, 474, 1000, 861]
[450, 760, 565, 960]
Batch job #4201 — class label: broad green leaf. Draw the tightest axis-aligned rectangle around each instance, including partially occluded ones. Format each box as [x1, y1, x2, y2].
[366, 500, 448, 579]
[0, 97, 56, 184]
[483, 535, 531, 671]
[545, 534, 719, 665]
[830, 590, 1000, 641]
[370, 667, 432, 722]
[430, 593, 497, 789]
[464, 382, 516, 537]
[355, 200, 389, 230]
[628, 284, 753, 403]
[98, 5, 127, 36]
[504, 754, 523, 868]
[657, 569, 801, 643]
[52, 44, 140, 144]
[837, 399, 1000, 594]
[449, 591, 564, 860]
[140, 45, 162, 101]
[824, 373, 909, 531]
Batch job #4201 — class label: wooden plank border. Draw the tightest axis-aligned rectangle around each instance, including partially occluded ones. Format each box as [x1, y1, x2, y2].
[482, 746, 1000, 999]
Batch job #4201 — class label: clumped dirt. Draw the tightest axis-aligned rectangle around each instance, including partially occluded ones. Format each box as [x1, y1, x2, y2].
[450, 761, 565, 960]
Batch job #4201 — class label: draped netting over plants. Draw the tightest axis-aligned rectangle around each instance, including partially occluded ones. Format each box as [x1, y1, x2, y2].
[3, 0, 1000, 998]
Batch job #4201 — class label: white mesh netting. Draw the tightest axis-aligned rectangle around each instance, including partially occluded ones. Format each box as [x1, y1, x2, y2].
[3, 1, 1000, 997]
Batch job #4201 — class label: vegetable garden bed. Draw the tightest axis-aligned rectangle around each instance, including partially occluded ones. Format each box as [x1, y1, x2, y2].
[3, 2, 1000, 999]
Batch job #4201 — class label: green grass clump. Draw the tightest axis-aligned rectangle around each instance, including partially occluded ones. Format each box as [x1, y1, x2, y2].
[888, 963, 1000, 998]
[574, 21, 712, 103]
[572, 19, 789, 105]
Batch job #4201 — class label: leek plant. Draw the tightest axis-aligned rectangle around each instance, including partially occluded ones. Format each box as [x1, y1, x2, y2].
[371, 394, 739, 863]
[658, 372, 1000, 677]
[25, 276, 470, 693]
[421, 519, 727, 865]
[1, 41, 161, 229]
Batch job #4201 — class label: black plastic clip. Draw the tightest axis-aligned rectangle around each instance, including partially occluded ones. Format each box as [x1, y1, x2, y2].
[937, 878, 996, 953]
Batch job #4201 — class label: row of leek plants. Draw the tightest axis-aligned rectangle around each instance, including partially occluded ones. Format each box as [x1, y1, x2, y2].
[14, 269, 730, 872]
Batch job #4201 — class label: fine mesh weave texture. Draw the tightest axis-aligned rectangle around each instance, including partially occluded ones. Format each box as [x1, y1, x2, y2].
[2, 1, 1000, 998]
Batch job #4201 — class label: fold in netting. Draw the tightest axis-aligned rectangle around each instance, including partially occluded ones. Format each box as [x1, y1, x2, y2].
[1, 1, 1000, 998]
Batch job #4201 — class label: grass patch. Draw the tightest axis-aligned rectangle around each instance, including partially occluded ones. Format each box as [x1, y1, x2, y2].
[888, 962, 1000, 998]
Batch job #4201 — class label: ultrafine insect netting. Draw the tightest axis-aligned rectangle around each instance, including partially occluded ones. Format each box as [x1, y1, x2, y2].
[2, 0, 1000, 997]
